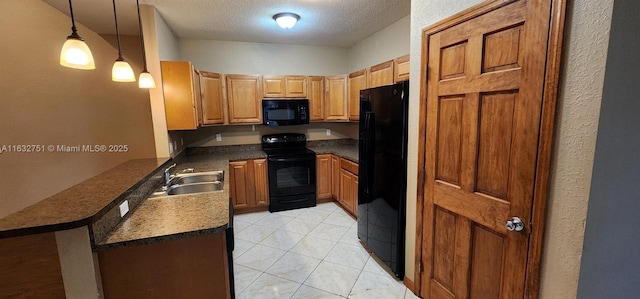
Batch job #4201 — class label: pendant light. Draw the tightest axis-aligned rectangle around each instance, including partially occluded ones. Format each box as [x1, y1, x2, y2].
[111, 0, 135, 82]
[60, 0, 95, 69]
[135, 0, 156, 88]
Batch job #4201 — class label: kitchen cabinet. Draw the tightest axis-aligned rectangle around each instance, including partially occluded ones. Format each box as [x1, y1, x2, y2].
[316, 154, 333, 201]
[160, 61, 200, 130]
[367, 60, 394, 88]
[199, 71, 227, 125]
[229, 159, 269, 213]
[338, 158, 358, 217]
[325, 75, 348, 121]
[394, 54, 410, 82]
[98, 232, 230, 298]
[262, 75, 307, 98]
[348, 70, 367, 121]
[226, 74, 262, 124]
[331, 155, 340, 199]
[308, 76, 325, 121]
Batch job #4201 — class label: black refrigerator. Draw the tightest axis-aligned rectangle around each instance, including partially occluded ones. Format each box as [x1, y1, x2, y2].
[357, 81, 409, 279]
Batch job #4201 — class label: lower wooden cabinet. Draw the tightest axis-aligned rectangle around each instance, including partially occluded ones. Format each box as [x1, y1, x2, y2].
[229, 159, 269, 213]
[316, 154, 333, 200]
[98, 233, 230, 299]
[338, 158, 358, 217]
[331, 155, 341, 199]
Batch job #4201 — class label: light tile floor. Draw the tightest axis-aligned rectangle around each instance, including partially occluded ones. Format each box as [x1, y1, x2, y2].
[233, 202, 421, 299]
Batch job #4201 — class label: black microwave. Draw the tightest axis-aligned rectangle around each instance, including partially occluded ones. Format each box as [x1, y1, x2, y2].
[262, 99, 310, 126]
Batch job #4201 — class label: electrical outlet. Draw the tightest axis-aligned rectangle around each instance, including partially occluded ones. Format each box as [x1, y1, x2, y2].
[326, 129, 331, 136]
[119, 200, 129, 217]
[216, 133, 222, 141]
[181, 138, 184, 146]
[169, 142, 174, 154]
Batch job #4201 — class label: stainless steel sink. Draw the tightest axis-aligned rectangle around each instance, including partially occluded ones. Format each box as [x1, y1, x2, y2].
[167, 181, 223, 195]
[149, 170, 225, 198]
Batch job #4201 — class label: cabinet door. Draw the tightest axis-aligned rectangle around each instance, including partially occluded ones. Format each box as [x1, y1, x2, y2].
[339, 170, 357, 216]
[193, 69, 203, 126]
[253, 159, 269, 207]
[226, 75, 262, 124]
[316, 154, 332, 200]
[348, 70, 367, 121]
[308, 76, 325, 121]
[325, 75, 348, 121]
[160, 61, 198, 130]
[199, 71, 227, 125]
[331, 155, 340, 199]
[229, 160, 252, 209]
[262, 76, 285, 98]
[351, 175, 358, 217]
[368, 60, 394, 88]
[285, 76, 307, 97]
[394, 54, 410, 82]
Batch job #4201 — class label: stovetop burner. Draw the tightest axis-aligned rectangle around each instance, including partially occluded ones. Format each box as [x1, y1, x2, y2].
[261, 133, 311, 155]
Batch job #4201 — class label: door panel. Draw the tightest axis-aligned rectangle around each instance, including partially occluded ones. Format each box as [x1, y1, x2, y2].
[421, 0, 557, 298]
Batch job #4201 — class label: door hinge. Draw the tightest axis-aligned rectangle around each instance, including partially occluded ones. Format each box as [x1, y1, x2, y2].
[418, 261, 423, 273]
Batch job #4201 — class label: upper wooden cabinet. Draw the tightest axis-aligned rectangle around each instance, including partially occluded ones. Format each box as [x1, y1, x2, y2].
[226, 74, 262, 124]
[160, 61, 199, 130]
[348, 70, 367, 122]
[325, 75, 348, 121]
[368, 60, 394, 88]
[394, 54, 410, 82]
[262, 75, 307, 98]
[199, 71, 227, 125]
[308, 76, 325, 121]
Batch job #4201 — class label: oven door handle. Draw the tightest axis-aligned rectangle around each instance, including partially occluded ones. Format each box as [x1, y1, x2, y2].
[269, 157, 314, 162]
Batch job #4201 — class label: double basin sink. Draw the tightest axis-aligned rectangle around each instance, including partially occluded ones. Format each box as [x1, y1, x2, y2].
[151, 170, 224, 198]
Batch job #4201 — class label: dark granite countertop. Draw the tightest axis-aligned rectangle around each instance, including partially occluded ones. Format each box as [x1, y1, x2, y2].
[0, 158, 171, 239]
[308, 139, 359, 162]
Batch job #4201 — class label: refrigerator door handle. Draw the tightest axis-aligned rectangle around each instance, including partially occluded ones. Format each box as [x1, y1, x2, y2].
[362, 111, 375, 194]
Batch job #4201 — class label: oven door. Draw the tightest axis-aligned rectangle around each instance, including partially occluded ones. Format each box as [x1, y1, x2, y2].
[267, 153, 316, 197]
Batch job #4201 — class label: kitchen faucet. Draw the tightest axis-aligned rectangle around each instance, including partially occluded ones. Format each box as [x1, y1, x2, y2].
[163, 163, 177, 190]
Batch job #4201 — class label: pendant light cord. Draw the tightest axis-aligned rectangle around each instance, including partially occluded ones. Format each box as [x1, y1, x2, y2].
[112, 0, 124, 59]
[67, 0, 80, 37]
[136, 0, 149, 72]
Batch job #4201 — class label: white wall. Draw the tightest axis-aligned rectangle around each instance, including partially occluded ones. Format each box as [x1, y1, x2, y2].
[407, 1, 612, 299]
[179, 40, 349, 75]
[348, 14, 411, 72]
[154, 9, 179, 61]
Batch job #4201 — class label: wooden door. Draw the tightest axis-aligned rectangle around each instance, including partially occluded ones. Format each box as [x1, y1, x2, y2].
[418, 0, 566, 298]
[253, 159, 269, 207]
[316, 154, 333, 200]
[367, 60, 394, 88]
[339, 169, 354, 215]
[226, 75, 262, 124]
[199, 71, 227, 125]
[285, 76, 307, 97]
[308, 76, 325, 121]
[325, 75, 348, 120]
[348, 70, 367, 121]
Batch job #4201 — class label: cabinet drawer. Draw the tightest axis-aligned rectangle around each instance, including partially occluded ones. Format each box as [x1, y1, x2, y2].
[340, 158, 358, 175]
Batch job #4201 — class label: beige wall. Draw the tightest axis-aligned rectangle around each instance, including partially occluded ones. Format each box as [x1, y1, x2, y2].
[0, 0, 156, 218]
[184, 123, 358, 147]
[348, 14, 411, 72]
[407, 1, 612, 298]
[179, 39, 350, 76]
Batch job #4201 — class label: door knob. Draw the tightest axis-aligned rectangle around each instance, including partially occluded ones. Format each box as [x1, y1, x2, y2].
[505, 217, 524, 232]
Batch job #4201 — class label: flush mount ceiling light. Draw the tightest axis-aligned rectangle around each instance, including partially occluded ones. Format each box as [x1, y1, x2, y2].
[273, 13, 300, 29]
[111, 0, 135, 82]
[135, 0, 156, 88]
[60, 0, 95, 70]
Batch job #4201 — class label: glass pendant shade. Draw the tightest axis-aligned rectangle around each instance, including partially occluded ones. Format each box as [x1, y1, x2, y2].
[138, 71, 156, 88]
[112, 59, 136, 82]
[60, 37, 96, 69]
[274, 13, 299, 29]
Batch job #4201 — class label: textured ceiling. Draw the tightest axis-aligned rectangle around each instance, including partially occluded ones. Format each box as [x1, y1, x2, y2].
[42, 0, 411, 48]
